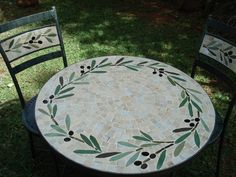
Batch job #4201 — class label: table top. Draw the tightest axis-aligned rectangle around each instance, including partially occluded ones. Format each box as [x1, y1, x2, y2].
[35, 56, 215, 175]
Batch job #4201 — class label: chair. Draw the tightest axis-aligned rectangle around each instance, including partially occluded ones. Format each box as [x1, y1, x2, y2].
[191, 16, 236, 177]
[0, 6, 68, 158]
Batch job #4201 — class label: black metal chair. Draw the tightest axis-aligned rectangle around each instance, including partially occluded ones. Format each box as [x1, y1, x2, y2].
[191, 16, 236, 177]
[0, 6, 68, 158]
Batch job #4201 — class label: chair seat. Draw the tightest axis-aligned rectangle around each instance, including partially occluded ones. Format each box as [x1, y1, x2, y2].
[207, 110, 223, 145]
[22, 96, 40, 135]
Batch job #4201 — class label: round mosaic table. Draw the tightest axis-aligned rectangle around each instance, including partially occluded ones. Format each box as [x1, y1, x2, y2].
[35, 56, 215, 176]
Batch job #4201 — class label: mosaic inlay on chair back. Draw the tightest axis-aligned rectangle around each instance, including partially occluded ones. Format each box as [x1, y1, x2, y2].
[199, 34, 236, 73]
[0, 26, 59, 62]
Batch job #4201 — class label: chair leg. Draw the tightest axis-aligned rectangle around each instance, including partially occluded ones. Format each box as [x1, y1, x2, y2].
[28, 132, 60, 176]
[28, 132, 36, 159]
[191, 62, 197, 78]
[215, 95, 236, 177]
[215, 135, 225, 177]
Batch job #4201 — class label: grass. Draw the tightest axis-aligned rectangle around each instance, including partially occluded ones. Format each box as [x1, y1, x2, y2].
[0, 0, 235, 177]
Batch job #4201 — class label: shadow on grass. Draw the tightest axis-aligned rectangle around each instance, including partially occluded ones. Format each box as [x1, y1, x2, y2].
[0, 99, 33, 177]
[53, 0, 199, 73]
[0, 1, 236, 177]
[0, 99, 62, 177]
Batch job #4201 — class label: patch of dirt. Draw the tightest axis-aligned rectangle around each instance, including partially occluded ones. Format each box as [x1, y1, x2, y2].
[120, 0, 202, 28]
[136, 11, 177, 25]
[131, 0, 178, 25]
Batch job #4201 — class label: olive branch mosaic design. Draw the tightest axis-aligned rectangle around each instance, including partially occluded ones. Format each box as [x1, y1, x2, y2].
[4, 28, 57, 53]
[202, 38, 236, 66]
[38, 57, 210, 170]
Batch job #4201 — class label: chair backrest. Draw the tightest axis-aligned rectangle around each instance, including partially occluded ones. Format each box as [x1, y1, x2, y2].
[0, 6, 68, 108]
[198, 16, 236, 74]
[191, 15, 236, 131]
[192, 16, 236, 88]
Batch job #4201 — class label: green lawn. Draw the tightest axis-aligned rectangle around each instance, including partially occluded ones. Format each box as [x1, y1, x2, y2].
[0, 0, 235, 177]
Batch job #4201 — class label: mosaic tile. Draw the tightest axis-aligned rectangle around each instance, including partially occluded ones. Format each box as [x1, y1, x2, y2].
[35, 56, 215, 174]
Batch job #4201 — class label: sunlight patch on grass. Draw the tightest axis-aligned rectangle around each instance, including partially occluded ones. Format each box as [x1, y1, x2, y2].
[178, 34, 189, 40]
[195, 75, 210, 83]
[0, 1, 236, 177]
[160, 42, 172, 50]
[116, 12, 137, 21]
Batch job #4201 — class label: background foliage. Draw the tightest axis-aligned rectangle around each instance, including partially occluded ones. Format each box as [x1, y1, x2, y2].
[0, 0, 235, 177]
